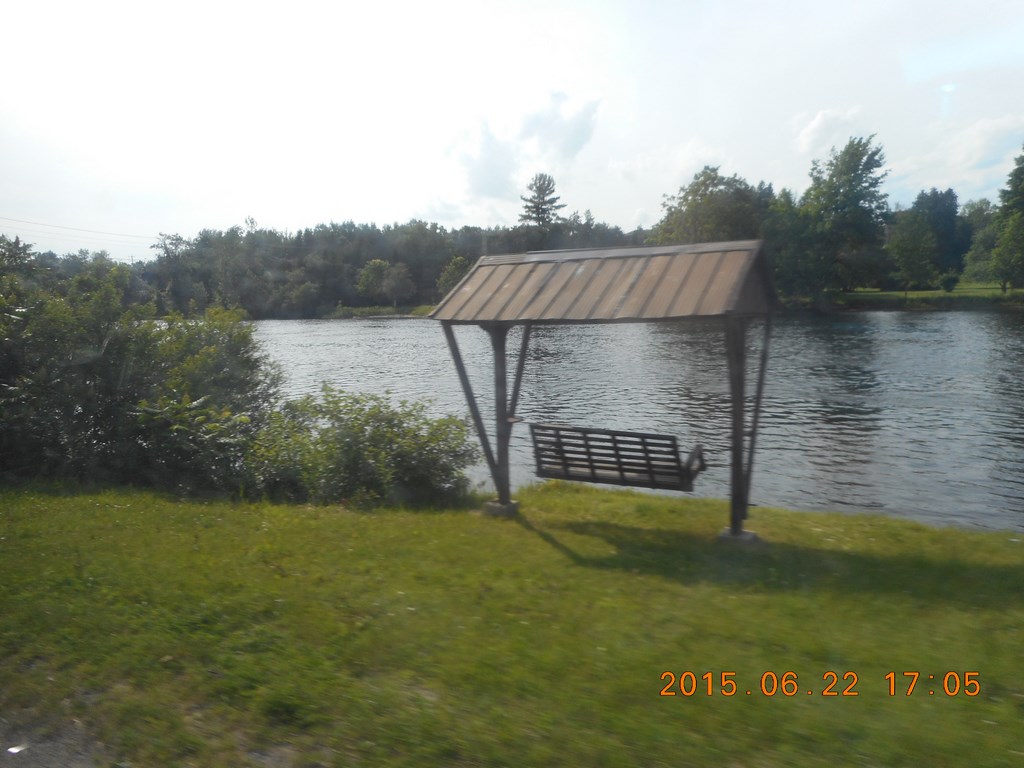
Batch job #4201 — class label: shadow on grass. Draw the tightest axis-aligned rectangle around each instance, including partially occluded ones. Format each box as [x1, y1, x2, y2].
[516, 515, 1024, 610]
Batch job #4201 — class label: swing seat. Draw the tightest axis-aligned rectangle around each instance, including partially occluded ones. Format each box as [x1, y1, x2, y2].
[529, 423, 706, 492]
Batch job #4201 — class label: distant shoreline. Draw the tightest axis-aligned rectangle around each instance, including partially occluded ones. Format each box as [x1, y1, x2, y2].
[272, 289, 1024, 321]
[835, 290, 1024, 312]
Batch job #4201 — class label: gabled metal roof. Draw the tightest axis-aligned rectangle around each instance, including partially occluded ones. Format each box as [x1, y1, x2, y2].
[431, 240, 773, 325]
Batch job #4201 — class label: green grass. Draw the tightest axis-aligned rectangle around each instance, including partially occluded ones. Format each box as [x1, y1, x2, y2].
[840, 282, 1024, 310]
[2, 483, 1022, 766]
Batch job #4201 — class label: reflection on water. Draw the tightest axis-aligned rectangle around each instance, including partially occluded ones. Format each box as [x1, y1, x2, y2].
[254, 311, 1024, 532]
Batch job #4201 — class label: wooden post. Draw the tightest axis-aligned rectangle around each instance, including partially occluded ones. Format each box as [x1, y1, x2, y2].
[488, 324, 513, 507]
[508, 323, 531, 419]
[744, 315, 772, 503]
[441, 322, 497, 480]
[724, 315, 750, 537]
[442, 322, 529, 517]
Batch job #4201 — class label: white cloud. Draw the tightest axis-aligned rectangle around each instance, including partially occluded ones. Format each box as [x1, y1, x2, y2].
[587, 137, 727, 229]
[520, 93, 601, 163]
[795, 107, 866, 158]
[889, 116, 1024, 202]
[461, 122, 520, 200]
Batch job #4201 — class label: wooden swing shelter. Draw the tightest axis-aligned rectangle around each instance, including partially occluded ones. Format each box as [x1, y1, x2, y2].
[431, 240, 775, 537]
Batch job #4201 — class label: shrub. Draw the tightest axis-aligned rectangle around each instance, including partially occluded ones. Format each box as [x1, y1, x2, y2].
[0, 258, 280, 489]
[131, 395, 253, 494]
[938, 269, 960, 293]
[2, 250, 476, 505]
[245, 387, 478, 507]
[241, 399, 321, 502]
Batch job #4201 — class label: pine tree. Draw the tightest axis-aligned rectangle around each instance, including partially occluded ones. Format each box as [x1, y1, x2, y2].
[519, 173, 566, 227]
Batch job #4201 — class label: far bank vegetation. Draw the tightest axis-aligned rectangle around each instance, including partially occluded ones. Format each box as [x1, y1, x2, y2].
[5, 139, 1023, 320]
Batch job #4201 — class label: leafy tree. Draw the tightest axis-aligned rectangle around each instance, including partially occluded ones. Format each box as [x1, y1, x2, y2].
[886, 211, 939, 293]
[999, 143, 1024, 217]
[0, 236, 37, 402]
[961, 199, 1000, 282]
[149, 232, 221, 315]
[519, 173, 566, 228]
[991, 212, 1024, 292]
[389, 220, 453, 303]
[961, 145, 1024, 289]
[0, 246, 279, 489]
[280, 280, 322, 318]
[963, 225, 1000, 283]
[801, 136, 889, 291]
[127, 307, 280, 490]
[357, 259, 390, 303]
[562, 209, 632, 249]
[911, 188, 964, 273]
[382, 262, 415, 307]
[961, 198, 997, 232]
[0, 234, 33, 274]
[652, 166, 766, 245]
[436, 253, 473, 296]
[356, 259, 415, 307]
[762, 189, 830, 300]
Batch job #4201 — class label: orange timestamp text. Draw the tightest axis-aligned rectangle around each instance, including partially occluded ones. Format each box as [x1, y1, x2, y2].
[659, 671, 981, 697]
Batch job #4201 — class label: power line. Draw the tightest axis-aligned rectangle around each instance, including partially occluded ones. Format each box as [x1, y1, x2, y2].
[1, 223, 156, 247]
[0, 226, 156, 250]
[0, 215, 157, 240]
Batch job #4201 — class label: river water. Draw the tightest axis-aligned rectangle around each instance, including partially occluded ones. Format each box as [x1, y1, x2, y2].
[254, 312, 1024, 532]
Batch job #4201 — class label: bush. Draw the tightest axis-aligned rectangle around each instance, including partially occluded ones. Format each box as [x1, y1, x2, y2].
[241, 400, 320, 502]
[2, 249, 477, 504]
[938, 269, 961, 293]
[0, 256, 279, 489]
[131, 395, 253, 494]
[245, 386, 478, 506]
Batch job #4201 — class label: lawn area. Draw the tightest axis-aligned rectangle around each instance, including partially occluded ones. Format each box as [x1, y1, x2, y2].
[840, 282, 1024, 310]
[1, 483, 1022, 767]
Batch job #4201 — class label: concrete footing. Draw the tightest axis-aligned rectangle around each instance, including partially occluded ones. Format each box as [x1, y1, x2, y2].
[719, 528, 759, 542]
[483, 500, 520, 518]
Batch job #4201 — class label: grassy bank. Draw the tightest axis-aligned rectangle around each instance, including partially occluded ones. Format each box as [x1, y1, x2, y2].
[1, 484, 1022, 767]
[329, 305, 434, 319]
[839, 282, 1024, 311]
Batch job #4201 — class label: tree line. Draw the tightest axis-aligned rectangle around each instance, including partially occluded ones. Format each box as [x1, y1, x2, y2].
[651, 137, 1024, 300]
[6, 136, 1024, 322]
[138, 211, 646, 319]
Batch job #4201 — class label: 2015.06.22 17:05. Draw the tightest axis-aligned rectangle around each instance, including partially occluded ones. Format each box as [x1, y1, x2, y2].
[659, 671, 982, 697]
[885, 671, 981, 696]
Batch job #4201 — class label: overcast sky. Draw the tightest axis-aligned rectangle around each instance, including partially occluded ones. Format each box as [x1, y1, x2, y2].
[3, 0, 1023, 262]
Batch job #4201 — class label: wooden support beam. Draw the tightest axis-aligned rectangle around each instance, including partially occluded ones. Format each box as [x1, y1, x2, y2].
[441, 322, 497, 480]
[725, 315, 748, 536]
[744, 314, 772, 504]
[488, 325, 512, 505]
[508, 324, 531, 420]
[442, 322, 531, 516]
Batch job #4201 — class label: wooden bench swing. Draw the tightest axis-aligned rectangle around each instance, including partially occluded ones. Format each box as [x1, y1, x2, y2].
[431, 241, 774, 537]
[529, 423, 706, 492]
